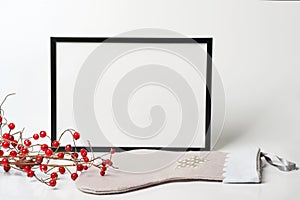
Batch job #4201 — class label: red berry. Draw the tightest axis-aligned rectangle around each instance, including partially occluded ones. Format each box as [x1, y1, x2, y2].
[76, 164, 83, 171]
[3, 165, 10, 172]
[52, 140, 60, 148]
[58, 167, 65, 174]
[0, 150, 4, 156]
[101, 161, 106, 166]
[9, 150, 17, 158]
[57, 152, 64, 159]
[102, 166, 106, 171]
[105, 159, 112, 166]
[27, 170, 35, 178]
[40, 164, 48, 172]
[8, 123, 15, 130]
[71, 173, 78, 181]
[100, 170, 105, 176]
[0, 116, 2, 123]
[21, 148, 29, 155]
[80, 151, 87, 157]
[110, 148, 115, 154]
[41, 144, 48, 151]
[24, 139, 31, 147]
[2, 133, 10, 140]
[49, 179, 56, 187]
[39, 131, 47, 138]
[51, 172, 58, 179]
[17, 144, 23, 150]
[1, 158, 9, 166]
[80, 149, 87, 157]
[65, 144, 72, 152]
[83, 156, 89, 163]
[33, 133, 39, 140]
[24, 165, 31, 172]
[35, 155, 43, 164]
[73, 132, 80, 140]
[45, 149, 53, 157]
[9, 135, 14, 141]
[71, 152, 78, 159]
[83, 165, 88, 170]
[11, 140, 18, 147]
[2, 141, 10, 149]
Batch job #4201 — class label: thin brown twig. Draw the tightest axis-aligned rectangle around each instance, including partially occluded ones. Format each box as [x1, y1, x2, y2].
[0, 93, 16, 109]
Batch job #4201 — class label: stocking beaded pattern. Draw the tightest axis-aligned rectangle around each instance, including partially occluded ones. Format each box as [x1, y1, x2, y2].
[176, 155, 208, 168]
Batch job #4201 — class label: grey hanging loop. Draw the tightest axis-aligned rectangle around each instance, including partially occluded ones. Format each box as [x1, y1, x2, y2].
[261, 152, 298, 172]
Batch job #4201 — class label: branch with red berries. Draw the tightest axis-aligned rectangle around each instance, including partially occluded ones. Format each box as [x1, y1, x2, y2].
[0, 93, 116, 187]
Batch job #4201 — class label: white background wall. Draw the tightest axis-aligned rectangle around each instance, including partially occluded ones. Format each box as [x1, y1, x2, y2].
[1, 0, 300, 154]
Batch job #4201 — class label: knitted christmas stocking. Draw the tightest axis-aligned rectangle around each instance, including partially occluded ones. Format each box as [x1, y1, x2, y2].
[76, 148, 296, 194]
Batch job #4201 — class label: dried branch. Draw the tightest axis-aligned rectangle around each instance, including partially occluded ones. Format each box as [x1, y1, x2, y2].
[0, 94, 116, 187]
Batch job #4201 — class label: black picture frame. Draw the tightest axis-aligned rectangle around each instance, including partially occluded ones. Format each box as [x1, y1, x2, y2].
[51, 37, 212, 152]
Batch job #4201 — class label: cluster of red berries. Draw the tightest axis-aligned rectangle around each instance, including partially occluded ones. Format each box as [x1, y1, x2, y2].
[0, 93, 116, 187]
[100, 148, 115, 176]
[0, 119, 115, 187]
